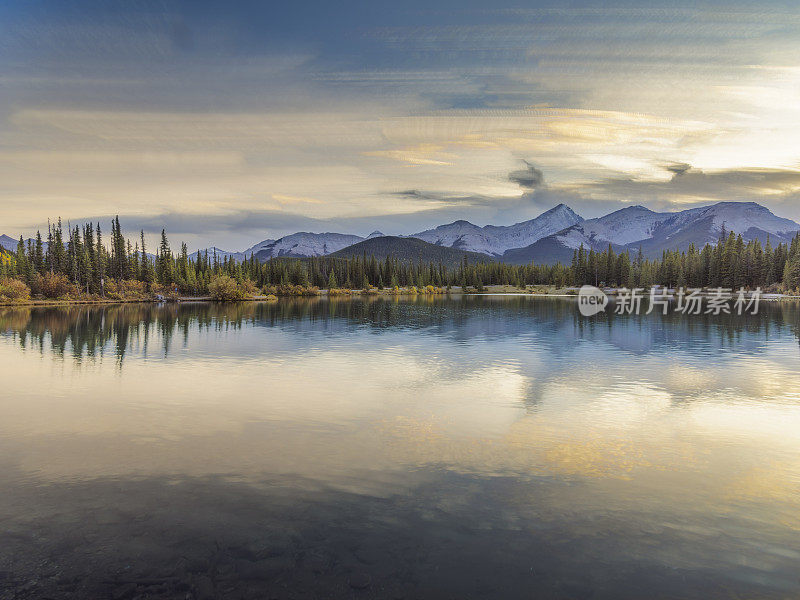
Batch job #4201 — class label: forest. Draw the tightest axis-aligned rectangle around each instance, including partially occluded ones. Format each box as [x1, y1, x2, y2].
[2, 217, 800, 302]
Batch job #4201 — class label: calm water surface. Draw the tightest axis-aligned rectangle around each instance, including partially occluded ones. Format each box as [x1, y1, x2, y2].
[1, 296, 799, 599]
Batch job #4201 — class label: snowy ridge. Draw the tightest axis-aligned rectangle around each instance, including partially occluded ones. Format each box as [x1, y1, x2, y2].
[553, 206, 666, 249]
[554, 201, 800, 251]
[672, 202, 800, 238]
[243, 239, 276, 256]
[411, 204, 583, 255]
[250, 232, 364, 260]
[505, 201, 800, 265]
[190, 247, 249, 262]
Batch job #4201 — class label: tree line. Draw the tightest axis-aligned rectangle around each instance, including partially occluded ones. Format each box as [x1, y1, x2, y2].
[2, 217, 800, 300]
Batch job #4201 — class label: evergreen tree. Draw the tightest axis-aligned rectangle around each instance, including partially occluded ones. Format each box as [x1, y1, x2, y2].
[15, 236, 32, 282]
[156, 230, 173, 284]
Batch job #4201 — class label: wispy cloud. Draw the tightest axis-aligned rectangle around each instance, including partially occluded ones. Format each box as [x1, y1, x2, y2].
[272, 194, 323, 206]
[556, 165, 800, 212]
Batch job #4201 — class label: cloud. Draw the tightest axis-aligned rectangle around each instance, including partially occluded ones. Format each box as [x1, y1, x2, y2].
[555, 166, 800, 214]
[11, 109, 384, 147]
[364, 150, 453, 166]
[388, 164, 800, 226]
[389, 190, 493, 205]
[665, 162, 692, 178]
[272, 194, 323, 205]
[509, 161, 545, 190]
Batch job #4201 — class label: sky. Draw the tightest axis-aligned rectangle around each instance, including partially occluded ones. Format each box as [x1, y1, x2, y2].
[2, 0, 800, 250]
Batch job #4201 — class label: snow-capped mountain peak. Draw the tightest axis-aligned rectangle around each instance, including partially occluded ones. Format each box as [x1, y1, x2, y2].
[243, 238, 276, 256]
[689, 201, 800, 238]
[556, 205, 664, 248]
[411, 205, 583, 255]
[250, 232, 364, 260]
[190, 247, 249, 262]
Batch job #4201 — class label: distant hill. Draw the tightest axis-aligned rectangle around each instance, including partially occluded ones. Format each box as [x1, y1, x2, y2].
[330, 236, 493, 267]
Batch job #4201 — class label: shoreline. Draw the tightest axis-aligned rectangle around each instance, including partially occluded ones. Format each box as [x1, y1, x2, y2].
[3, 285, 800, 307]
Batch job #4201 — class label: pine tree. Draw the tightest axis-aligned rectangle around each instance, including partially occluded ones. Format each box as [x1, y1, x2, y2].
[95, 223, 106, 294]
[33, 231, 45, 274]
[140, 231, 154, 284]
[156, 230, 173, 284]
[15, 236, 31, 282]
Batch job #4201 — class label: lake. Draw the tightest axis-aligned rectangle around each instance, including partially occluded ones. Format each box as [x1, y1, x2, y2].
[1, 296, 799, 599]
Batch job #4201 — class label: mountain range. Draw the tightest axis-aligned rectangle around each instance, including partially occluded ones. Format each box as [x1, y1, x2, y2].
[196, 201, 800, 265]
[505, 201, 800, 265]
[5, 201, 800, 266]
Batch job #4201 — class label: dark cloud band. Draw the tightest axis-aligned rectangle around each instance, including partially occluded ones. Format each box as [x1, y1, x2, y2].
[509, 161, 545, 190]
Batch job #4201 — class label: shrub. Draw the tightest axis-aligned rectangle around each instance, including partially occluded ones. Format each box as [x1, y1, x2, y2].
[421, 285, 445, 294]
[264, 284, 320, 296]
[106, 279, 150, 301]
[208, 276, 260, 301]
[327, 288, 352, 296]
[0, 278, 31, 302]
[31, 272, 79, 299]
[209, 274, 245, 301]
